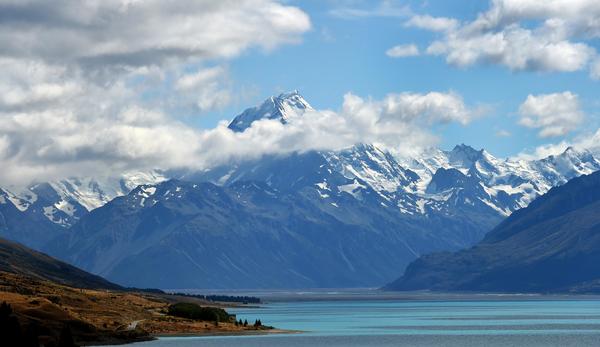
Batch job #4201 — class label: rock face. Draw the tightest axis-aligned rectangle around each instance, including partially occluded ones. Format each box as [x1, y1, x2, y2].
[3, 91, 600, 289]
[386, 170, 600, 293]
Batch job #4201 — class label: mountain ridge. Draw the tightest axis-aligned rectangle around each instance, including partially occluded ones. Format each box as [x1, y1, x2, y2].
[386, 170, 600, 293]
[3, 91, 600, 289]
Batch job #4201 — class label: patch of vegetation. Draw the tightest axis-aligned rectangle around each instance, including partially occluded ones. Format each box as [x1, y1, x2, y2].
[170, 293, 261, 304]
[167, 303, 232, 322]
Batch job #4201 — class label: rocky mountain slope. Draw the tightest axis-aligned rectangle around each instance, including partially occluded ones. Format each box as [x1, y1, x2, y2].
[386, 170, 600, 293]
[49, 179, 491, 288]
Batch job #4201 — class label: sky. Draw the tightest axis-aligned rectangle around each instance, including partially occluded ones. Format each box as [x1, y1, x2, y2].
[1, 0, 600, 184]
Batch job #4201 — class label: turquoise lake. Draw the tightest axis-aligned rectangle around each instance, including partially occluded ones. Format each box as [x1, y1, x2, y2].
[129, 297, 600, 346]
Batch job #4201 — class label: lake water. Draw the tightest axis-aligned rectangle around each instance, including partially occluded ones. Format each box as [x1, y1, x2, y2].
[130, 296, 600, 346]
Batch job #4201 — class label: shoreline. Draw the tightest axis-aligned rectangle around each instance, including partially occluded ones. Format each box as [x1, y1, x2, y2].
[153, 328, 302, 338]
[87, 328, 302, 346]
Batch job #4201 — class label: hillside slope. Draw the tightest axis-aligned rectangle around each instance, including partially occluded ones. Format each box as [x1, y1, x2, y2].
[0, 237, 121, 290]
[387, 171, 600, 293]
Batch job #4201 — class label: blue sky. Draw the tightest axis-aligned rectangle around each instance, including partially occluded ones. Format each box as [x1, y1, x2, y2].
[196, 0, 600, 158]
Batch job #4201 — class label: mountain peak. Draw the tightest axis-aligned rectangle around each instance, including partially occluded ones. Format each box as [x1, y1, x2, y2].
[276, 89, 301, 100]
[228, 90, 312, 132]
[447, 144, 484, 169]
[451, 143, 481, 155]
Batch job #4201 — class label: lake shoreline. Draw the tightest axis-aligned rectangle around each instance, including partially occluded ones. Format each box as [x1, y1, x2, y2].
[88, 328, 302, 346]
[117, 296, 600, 347]
[153, 328, 302, 338]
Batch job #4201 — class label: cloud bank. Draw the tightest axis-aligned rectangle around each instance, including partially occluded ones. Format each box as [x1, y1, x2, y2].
[0, 0, 313, 185]
[407, 0, 600, 77]
[0, 87, 479, 185]
[0, 1, 486, 186]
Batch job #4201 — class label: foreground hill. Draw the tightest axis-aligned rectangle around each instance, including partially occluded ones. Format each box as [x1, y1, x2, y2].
[387, 171, 600, 293]
[0, 237, 277, 346]
[0, 237, 120, 290]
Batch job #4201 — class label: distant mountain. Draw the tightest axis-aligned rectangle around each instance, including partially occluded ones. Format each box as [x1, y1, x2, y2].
[5, 91, 600, 289]
[43, 92, 600, 289]
[0, 171, 166, 247]
[0, 237, 120, 290]
[386, 170, 600, 293]
[49, 178, 496, 289]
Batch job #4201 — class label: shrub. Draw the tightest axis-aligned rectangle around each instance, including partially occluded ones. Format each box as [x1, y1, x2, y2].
[167, 303, 231, 322]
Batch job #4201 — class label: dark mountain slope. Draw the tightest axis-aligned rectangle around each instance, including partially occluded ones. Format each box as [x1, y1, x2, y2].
[48, 179, 499, 289]
[0, 237, 121, 290]
[387, 171, 600, 293]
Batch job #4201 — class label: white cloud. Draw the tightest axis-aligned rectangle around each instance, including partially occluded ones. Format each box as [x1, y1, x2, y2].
[0, 1, 310, 69]
[0, 0, 313, 185]
[378, 92, 476, 125]
[518, 92, 584, 138]
[515, 128, 600, 160]
[514, 141, 572, 160]
[413, 0, 600, 76]
[195, 91, 479, 163]
[386, 44, 420, 58]
[405, 15, 458, 32]
[0, 90, 479, 185]
[427, 25, 594, 72]
[175, 66, 232, 112]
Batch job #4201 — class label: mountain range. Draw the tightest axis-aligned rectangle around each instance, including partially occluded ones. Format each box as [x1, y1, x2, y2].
[2, 91, 600, 289]
[386, 170, 600, 293]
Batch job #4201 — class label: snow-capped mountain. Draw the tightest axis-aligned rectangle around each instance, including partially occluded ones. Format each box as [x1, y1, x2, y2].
[6, 91, 600, 289]
[0, 171, 167, 246]
[401, 144, 600, 216]
[228, 90, 312, 132]
[218, 92, 600, 219]
[387, 169, 600, 293]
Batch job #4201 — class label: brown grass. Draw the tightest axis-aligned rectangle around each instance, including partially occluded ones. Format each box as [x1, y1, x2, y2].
[0, 271, 276, 345]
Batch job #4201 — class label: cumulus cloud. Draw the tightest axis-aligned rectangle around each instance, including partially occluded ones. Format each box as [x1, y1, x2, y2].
[0, 90, 479, 185]
[518, 92, 584, 138]
[386, 44, 420, 58]
[175, 66, 232, 112]
[193, 91, 479, 164]
[412, 0, 600, 76]
[0, 0, 310, 69]
[0, 0, 313, 185]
